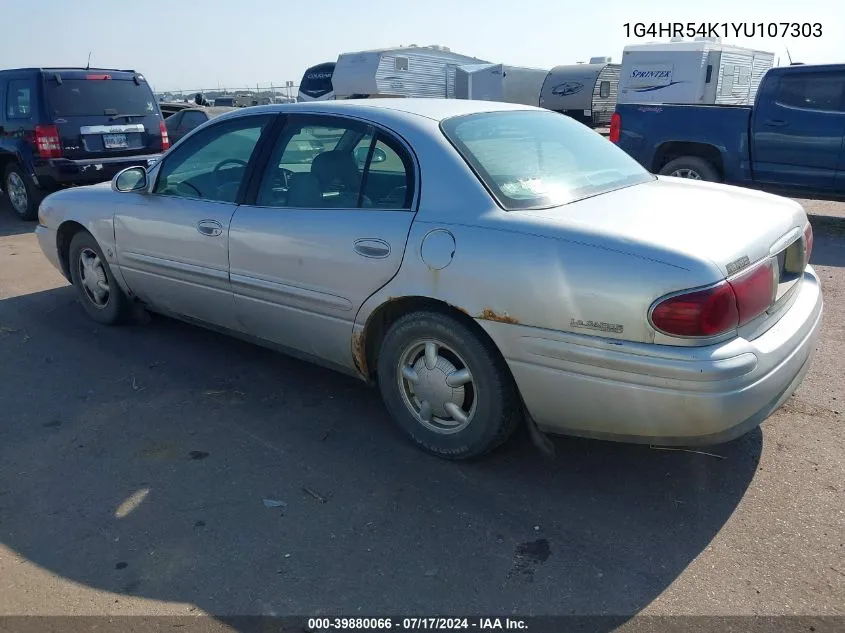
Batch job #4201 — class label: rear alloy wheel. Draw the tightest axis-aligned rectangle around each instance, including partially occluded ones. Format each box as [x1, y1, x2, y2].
[4, 164, 42, 221]
[68, 231, 130, 325]
[659, 156, 720, 182]
[377, 311, 522, 460]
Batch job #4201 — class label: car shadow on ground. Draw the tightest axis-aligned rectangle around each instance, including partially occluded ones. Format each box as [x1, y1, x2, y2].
[0, 201, 35, 237]
[0, 286, 763, 629]
[809, 214, 845, 268]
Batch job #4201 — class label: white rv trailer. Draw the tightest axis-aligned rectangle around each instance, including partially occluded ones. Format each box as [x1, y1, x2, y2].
[330, 45, 489, 99]
[297, 62, 337, 102]
[538, 58, 621, 127]
[617, 38, 775, 106]
[453, 64, 549, 106]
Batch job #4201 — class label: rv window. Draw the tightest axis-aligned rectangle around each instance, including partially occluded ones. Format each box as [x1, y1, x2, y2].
[706, 65, 713, 84]
[441, 110, 653, 211]
[395, 56, 409, 72]
[775, 72, 845, 112]
[599, 81, 610, 98]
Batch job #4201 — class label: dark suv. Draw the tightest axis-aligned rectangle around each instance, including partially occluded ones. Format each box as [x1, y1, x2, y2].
[0, 67, 169, 220]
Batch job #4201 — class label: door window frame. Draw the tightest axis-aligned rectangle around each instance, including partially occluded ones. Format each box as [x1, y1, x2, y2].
[152, 112, 279, 204]
[244, 112, 420, 212]
[772, 71, 845, 113]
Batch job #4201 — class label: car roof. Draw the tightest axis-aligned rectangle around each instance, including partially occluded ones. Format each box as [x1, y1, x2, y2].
[218, 98, 541, 122]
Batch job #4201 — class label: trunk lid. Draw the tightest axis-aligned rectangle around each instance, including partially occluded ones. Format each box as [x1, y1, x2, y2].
[516, 176, 808, 279]
[42, 71, 164, 160]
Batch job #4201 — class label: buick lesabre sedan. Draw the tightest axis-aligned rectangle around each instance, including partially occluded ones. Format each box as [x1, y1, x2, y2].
[35, 99, 823, 460]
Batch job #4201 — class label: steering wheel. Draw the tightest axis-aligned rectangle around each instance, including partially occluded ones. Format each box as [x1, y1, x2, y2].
[213, 158, 248, 177]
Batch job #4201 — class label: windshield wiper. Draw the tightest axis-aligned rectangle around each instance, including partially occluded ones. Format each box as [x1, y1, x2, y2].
[108, 113, 144, 121]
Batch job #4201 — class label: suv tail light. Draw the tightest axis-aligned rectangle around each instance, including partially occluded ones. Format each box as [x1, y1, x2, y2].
[803, 223, 813, 268]
[609, 112, 621, 143]
[35, 125, 62, 159]
[160, 121, 170, 151]
[650, 258, 777, 338]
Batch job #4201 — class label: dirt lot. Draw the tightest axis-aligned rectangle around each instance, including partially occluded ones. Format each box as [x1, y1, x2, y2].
[0, 192, 842, 624]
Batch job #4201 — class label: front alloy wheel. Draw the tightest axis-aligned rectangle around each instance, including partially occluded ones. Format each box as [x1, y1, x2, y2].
[78, 247, 111, 309]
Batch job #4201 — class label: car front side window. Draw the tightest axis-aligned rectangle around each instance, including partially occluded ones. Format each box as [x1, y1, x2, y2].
[154, 114, 271, 203]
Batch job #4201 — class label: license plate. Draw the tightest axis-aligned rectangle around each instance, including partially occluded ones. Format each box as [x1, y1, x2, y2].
[103, 133, 128, 149]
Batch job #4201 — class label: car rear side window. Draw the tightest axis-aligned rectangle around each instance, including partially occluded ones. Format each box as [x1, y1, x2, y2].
[255, 115, 414, 210]
[45, 78, 157, 117]
[6, 79, 35, 120]
[180, 110, 208, 131]
[775, 72, 845, 112]
[441, 110, 653, 210]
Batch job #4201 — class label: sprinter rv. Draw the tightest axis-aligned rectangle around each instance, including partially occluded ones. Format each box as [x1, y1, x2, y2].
[617, 38, 775, 106]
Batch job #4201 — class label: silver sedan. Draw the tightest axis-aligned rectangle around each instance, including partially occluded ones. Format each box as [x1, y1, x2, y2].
[35, 99, 824, 459]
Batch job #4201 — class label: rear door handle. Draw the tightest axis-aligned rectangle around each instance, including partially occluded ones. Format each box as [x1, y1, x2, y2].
[763, 119, 788, 127]
[353, 238, 390, 258]
[196, 219, 223, 236]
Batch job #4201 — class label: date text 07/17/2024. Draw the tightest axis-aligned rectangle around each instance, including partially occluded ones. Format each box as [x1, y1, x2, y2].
[623, 22, 822, 39]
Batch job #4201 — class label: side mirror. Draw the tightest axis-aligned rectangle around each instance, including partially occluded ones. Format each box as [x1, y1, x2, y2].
[113, 166, 148, 193]
[353, 146, 387, 166]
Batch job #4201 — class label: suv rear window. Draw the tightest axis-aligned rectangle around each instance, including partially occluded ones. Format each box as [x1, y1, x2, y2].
[45, 78, 157, 117]
[441, 110, 653, 210]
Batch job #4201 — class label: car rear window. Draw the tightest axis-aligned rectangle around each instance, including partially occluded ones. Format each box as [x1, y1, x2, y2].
[45, 78, 158, 117]
[440, 110, 653, 210]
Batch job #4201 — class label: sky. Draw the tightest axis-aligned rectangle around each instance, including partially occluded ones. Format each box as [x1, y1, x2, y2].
[1, 0, 842, 94]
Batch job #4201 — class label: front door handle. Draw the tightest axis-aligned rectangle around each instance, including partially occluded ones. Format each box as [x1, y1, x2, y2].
[196, 219, 223, 236]
[763, 119, 788, 127]
[353, 238, 391, 258]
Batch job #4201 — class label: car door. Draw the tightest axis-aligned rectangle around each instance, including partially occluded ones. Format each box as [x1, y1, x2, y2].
[751, 70, 845, 190]
[229, 113, 418, 369]
[113, 112, 275, 331]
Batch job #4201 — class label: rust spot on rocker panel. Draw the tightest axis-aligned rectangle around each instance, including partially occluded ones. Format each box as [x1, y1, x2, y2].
[477, 309, 519, 324]
[352, 330, 367, 376]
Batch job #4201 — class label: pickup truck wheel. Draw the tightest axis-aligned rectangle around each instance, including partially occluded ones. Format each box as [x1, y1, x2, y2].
[4, 164, 43, 221]
[659, 157, 721, 182]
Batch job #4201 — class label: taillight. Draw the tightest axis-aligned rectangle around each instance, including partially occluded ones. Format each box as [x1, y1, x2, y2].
[731, 259, 777, 326]
[803, 223, 813, 268]
[35, 125, 62, 159]
[160, 121, 170, 151]
[609, 112, 621, 143]
[650, 258, 776, 338]
[651, 282, 738, 337]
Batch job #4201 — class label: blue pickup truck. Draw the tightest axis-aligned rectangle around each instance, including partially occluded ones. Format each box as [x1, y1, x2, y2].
[610, 63, 845, 198]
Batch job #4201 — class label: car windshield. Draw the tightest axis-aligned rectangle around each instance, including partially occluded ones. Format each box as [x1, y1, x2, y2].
[441, 110, 654, 210]
[45, 78, 157, 117]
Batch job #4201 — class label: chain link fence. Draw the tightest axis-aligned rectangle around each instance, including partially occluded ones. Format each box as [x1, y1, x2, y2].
[154, 82, 301, 105]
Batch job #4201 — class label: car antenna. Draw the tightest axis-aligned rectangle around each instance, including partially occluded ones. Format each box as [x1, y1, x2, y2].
[785, 47, 792, 65]
[86, 52, 92, 70]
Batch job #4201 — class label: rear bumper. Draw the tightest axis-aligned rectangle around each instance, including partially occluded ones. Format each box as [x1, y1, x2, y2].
[482, 266, 824, 445]
[33, 154, 161, 189]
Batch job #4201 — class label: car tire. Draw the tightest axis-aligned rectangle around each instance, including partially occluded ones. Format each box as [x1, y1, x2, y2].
[3, 164, 43, 221]
[376, 310, 522, 460]
[68, 231, 130, 325]
[659, 156, 721, 182]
